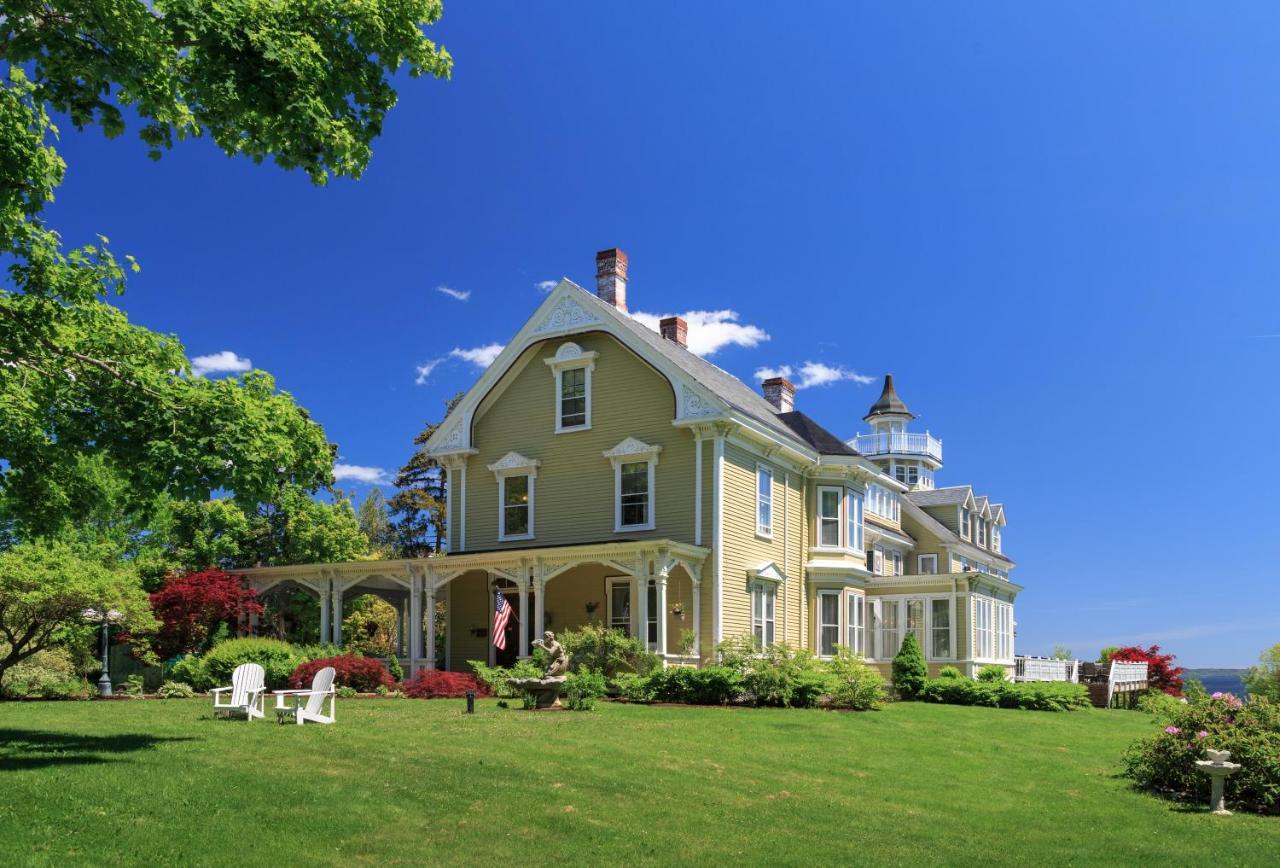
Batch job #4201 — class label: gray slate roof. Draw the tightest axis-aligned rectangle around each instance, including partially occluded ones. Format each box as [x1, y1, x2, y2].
[905, 486, 973, 507]
[777, 411, 860, 456]
[901, 498, 1015, 566]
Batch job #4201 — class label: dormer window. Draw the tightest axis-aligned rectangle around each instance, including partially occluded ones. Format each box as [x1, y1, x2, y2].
[604, 438, 661, 532]
[960, 507, 972, 539]
[545, 342, 598, 433]
[487, 452, 541, 542]
[977, 519, 987, 548]
[992, 527, 1002, 553]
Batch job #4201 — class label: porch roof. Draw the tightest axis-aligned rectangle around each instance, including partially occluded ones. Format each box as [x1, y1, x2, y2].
[236, 538, 710, 591]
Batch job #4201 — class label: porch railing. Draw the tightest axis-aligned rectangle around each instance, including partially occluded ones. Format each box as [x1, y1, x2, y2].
[850, 431, 943, 462]
[1014, 656, 1079, 683]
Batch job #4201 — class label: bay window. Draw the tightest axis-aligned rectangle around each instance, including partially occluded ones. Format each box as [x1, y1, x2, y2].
[906, 599, 925, 650]
[996, 602, 1013, 660]
[930, 599, 952, 658]
[975, 598, 994, 659]
[846, 490, 863, 552]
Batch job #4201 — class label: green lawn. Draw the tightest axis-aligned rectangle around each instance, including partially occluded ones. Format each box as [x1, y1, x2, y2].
[0, 699, 1275, 866]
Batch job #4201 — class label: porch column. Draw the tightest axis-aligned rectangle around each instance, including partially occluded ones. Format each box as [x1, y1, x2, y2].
[319, 580, 332, 645]
[424, 582, 437, 671]
[333, 582, 344, 647]
[635, 574, 648, 648]
[691, 579, 702, 660]
[534, 575, 546, 639]
[517, 571, 530, 660]
[409, 574, 423, 676]
[655, 573, 668, 658]
[397, 596, 408, 658]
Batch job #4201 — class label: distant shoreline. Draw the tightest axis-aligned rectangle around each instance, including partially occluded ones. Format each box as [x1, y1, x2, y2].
[1183, 668, 1247, 696]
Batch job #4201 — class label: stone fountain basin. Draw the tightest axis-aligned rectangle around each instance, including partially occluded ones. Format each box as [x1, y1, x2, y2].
[507, 676, 567, 709]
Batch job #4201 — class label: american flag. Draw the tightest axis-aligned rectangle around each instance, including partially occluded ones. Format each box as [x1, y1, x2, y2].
[492, 591, 513, 650]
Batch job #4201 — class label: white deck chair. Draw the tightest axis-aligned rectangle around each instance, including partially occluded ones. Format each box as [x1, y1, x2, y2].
[272, 666, 337, 725]
[211, 663, 266, 720]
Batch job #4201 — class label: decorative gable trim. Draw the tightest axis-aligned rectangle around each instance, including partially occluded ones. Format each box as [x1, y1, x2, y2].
[747, 561, 786, 584]
[486, 451, 541, 478]
[530, 289, 603, 336]
[602, 437, 663, 465]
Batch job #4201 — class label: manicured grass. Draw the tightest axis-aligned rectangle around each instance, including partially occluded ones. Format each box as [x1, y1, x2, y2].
[0, 699, 1275, 865]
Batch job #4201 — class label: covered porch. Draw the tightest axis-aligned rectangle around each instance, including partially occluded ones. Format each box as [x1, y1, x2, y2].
[239, 539, 708, 675]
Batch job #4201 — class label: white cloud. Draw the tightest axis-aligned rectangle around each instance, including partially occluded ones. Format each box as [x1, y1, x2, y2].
[190, 350, 252, 378]
[414, 358, 445, 385]
[333, 463, 391, 485]
[630, 309, 769, 357]
[449, 343, 505, 369]
[536, 279, 558, 292]
[751, 362, 875, 389]
[436, 285, 471, 302]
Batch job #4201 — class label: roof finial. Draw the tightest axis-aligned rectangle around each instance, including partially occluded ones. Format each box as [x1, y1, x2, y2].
[864, 373, 914, 421]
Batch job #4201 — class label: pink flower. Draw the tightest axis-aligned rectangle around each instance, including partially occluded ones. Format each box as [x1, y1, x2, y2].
[1211, 691, 1223, 699]
[1196, 731, 1208, 739]
[1165, 726, 1181, 735]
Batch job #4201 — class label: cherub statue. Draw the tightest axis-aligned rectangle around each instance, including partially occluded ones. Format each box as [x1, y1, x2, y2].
[532, 630, 569, 678]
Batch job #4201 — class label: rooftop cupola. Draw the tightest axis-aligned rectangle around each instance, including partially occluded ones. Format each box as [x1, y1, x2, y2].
[863, 374, 915, 424]
[849, 374, 942, 490]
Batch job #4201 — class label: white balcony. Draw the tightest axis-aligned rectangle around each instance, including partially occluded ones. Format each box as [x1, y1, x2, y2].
[850, 431, 943, 462]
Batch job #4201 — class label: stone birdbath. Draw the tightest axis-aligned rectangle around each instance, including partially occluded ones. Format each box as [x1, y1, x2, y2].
[506, 630, 569, 710]
[1195, 749, 1242, 815]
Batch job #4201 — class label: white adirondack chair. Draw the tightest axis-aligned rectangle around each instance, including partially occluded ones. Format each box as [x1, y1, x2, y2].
[272, 666, 337, 725]
[211, 663, 267, 720]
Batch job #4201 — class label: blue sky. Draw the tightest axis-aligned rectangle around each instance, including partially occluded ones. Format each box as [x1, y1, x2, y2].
[46, 4, 1280, 667]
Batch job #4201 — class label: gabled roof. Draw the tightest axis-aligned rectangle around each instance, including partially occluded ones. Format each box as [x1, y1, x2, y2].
[777, 411, 859, 456]
[864, 374, 914, 421]
[905, 486, 975, 509]
[901, 498, 1015, 566]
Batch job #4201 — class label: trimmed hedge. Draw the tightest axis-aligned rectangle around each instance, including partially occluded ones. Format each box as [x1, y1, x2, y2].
[648, 666, 742, 705]
[919, 677, 1090, 711]
[202, 638, 304, 690]
[289, 655, 394, 693]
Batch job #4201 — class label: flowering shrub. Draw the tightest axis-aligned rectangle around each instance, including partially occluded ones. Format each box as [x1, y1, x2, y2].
[289, 655, 394, 693]
[1107, 644, 1185, 696]
[149, 570, 262, 659]
[402, 669, 491, 699]
[1123, 693, 1280, 814]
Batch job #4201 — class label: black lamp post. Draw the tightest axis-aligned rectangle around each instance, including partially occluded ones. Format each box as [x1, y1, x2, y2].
[96, 613, 113, 697]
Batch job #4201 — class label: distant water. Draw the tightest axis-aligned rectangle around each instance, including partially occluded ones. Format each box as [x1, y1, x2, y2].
[1184, 669, 1248, 697]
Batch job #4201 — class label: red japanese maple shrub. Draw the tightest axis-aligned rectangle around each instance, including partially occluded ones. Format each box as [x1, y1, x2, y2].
[149, 570, 262, 659]
[290, 655, 395, 693]
[402, 669, 491, 699]
[1110, 644, 1185, 696]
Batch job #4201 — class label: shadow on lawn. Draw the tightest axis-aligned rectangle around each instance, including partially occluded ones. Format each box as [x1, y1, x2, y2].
[0, 729, 197, 771]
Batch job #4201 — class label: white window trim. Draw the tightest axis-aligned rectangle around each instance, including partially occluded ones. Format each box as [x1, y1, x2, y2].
[872, 544, 885, 576]
[750, 580, 777, 647]
[847, 593, 865, 656]
[815, 485, 844, 550]
[917, 553, 938, 575]
[817, 589, 842, 658]
[960, 507, 971, 540]
[606, 577, 633, 637]
[486, 452, 541, 542]
[544, 342, 599, 434]
[755, 463, 774, 539]
[604, 438, 661, 533]
[845, 488, 864, 553]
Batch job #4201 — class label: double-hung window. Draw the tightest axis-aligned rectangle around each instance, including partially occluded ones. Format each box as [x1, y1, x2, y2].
[931, 599, 952, 658]
[871, 544, 885, 576]
[605, 439, 661, 532]
[996, 602, 1013, 660]
[487, 452, 540, 542]
[918, 554, 938, 575]
[817, 487, 842, 548]
[872, 599, 901, 659]
[756, 465, 773, 537]
[818, 591, 840, 657]
[501, 474, 532, 539]
[992, 527, 1002, 553]
[846, 490, 863, 552]
[545, 342, 598, 433]
[906, 599, 925, 649]
[847, 594, 865, 655]
[751, 581, 776, 646]
[977, 519, 987, 548]
[975, 598, 994, 659]
[960, 507, 972, 539]
[608, 579, 632, 636]
[890, 549, 904, 576]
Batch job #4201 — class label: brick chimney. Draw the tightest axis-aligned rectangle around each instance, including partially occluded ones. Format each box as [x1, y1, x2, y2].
[595, 248, 628, 311]
[659, 315, 687, 348]
[762, 377, 796, 413]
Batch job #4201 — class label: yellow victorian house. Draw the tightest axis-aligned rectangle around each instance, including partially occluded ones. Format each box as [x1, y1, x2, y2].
[242, 249, 1020, 677]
